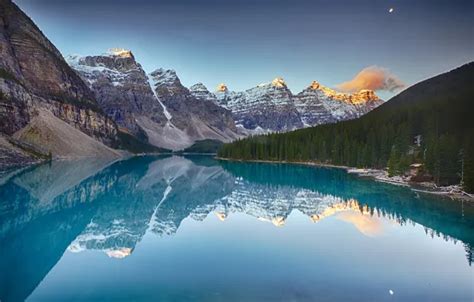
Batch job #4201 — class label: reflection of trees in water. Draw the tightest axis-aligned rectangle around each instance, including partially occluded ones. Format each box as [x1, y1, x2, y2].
[339, 199, 473, 266]
[220, 160, 474, 265]
[0, 156, 473, 301]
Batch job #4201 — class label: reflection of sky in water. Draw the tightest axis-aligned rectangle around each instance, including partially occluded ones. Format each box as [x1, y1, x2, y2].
[31, 211, 472, 301]
[0, 156, 472, 301]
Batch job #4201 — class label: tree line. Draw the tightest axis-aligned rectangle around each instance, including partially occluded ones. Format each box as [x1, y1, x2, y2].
[218, 63, 474, 192]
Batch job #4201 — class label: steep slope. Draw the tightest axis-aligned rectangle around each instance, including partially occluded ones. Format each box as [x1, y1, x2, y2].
[189, 83, 218, 103]
[66, 50, 166, 139]
[69, 52, 242, 151]
[0, 0, 117, 142]
[148, 69, 241, 150]
[207, 78, 382, 132]
[13, 109, 121, 158]
[218, 62, 474, 192]
[294, 81, 382, 126]
[0, 0, 127, 163]
[67, 50, 185, 151]
[222, 78, 303, 132]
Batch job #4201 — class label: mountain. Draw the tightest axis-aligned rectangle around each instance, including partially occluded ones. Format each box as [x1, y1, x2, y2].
[13, 108, 121, 158]
[66, 49, 167, 141]
[0, 0, 133, 168]
[216, 78, 303, 132]
[0, 0, 386, 165]
[69, 52, 242, 151]
[147, 68, 241, 150]
[218, 62, 474, 192]
[294, 81, 382, 126]
[189, 83, 218, 103]
[191, 78, 383, 133]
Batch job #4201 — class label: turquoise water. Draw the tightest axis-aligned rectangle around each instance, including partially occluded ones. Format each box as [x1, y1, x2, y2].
[0, 155, 473, 301]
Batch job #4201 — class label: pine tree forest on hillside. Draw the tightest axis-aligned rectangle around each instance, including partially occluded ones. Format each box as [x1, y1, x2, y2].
[218, 63, 474, 193]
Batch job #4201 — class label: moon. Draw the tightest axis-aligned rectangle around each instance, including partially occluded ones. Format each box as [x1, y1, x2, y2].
[389, 8, 394, 13]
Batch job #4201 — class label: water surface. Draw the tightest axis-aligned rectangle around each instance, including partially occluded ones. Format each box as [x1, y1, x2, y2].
[0, 156, 473, 301]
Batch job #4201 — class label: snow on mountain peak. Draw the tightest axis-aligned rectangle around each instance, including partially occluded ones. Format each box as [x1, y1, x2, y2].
[149, 68, 190, 98]
[271, 77, 287, 88]
[352, 89, 379, 103]
[150, 68, 180, 86]
[190, 83, 208, 92]
[107, 48, 133, 58]
[189, 83, 218, 103]
[217, 83, 228, 92]
[309, 81, 321, 90]
[305, 80, 380, 104]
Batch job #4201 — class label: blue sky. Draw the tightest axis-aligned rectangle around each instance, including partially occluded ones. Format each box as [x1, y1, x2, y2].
[14, 0, 474, 99]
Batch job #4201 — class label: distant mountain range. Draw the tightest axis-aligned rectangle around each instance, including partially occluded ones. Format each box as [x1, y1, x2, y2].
[0, 0, 394, 167]
[68, 50, 383, 149]
[208, 78, 382, 132]
[218, 62, 474, 192]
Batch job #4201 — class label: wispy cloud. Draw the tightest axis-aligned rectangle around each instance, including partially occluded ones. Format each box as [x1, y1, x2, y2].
[337, 66, 405, 93]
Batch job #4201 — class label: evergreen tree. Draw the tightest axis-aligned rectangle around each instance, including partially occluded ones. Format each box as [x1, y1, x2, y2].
[387, 146, 399, 177]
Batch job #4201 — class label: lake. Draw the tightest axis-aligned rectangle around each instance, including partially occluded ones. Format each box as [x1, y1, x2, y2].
[0, 155, 473, 301]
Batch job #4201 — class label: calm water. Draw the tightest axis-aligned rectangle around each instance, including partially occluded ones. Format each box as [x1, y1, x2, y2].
[0, 156, 473, 301]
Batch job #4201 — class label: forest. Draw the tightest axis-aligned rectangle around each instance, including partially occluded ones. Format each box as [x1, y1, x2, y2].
[218, 63, 474, 193]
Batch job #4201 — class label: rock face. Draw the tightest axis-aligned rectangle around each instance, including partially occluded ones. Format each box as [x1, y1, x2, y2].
[294, 81, 383, 126]
[66, 50, 166, 140]
[198, 78, 384, 132]
[0, 0, 384, 163]
[0, 0, 120, 165]
[146, 68, 241, 150]
[13, 109, 121, 159]
[214, 78, 303, 132]
[69, 54, 242, 151]
[189, 83, 218, 103]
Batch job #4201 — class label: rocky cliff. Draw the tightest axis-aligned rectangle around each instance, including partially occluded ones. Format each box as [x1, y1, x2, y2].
[67, 50, 166, 140]
[214, 78, 304, 132]
[0, 0, 122, 167]
[294, 81, 383, 126]
[0, 0, 384, 165]
[192, 78, 383, 132]
[69, 53, 242, 151]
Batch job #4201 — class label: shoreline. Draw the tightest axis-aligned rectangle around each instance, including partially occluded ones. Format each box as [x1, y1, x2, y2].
[216, 157, 474, 201]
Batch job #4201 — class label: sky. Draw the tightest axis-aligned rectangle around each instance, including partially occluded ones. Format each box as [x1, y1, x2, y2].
[14, 0, 474, 99]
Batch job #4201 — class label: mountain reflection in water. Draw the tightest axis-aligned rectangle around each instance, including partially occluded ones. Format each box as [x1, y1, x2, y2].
[0, 156, 473, 301]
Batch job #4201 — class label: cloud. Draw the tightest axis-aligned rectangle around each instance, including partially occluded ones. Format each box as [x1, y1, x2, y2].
[336, 66, 405, 93]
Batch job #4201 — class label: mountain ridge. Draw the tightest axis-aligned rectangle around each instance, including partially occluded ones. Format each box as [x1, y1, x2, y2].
[218, 62, 474, 192]
[68, 51, 242, 151]
[193, 77, 383, 131]
[0, 0, 132, 168]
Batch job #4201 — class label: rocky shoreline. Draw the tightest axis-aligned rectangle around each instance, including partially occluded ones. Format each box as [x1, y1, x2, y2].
[216, 157, 474, 201]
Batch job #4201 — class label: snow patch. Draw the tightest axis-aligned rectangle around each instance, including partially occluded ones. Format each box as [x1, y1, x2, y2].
[147, 73, 173, 121]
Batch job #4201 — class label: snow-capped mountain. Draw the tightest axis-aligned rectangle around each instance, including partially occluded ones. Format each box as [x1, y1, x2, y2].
[189, 83, 218, 103]
[148, 68, 241, 150]
[191, 78, 383, 133]
[294, 81, 383, 126]
[0, 1, 120, 166]
[217, 78, 303, 132]
[66, 49, 166, 140]
[68, 50, 241, 151]
[68, 48, 382, 148]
